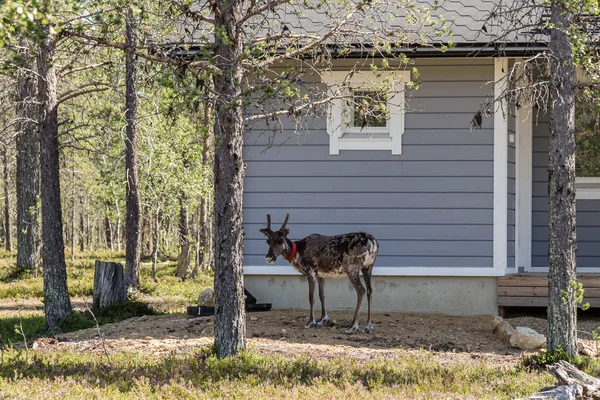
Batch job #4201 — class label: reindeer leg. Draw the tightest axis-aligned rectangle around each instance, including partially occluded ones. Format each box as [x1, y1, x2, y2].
[345, 269, 365, 334]
[316, 277, 329, 326]
[304, 274, 317, 328]
[362, 267, 374, 333]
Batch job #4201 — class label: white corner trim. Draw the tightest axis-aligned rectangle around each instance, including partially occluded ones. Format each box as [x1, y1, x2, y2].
[576, 177, 600, 200]
[515, 105, 533, 271]
[493, 57, 509, 271]
[243, 265, 506, 277]
[323, 70, 410, 155]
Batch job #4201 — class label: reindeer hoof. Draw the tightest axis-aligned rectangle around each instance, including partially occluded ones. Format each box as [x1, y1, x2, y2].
[317, 317, 330, 326]
[304, 321, 317, 329]
[345, 325, 359, 334]
[363, 324, 374, 333]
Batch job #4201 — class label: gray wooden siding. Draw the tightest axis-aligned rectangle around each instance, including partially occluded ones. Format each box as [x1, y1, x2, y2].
[532, 116, 600, 270]
[243, 59, 495, 271]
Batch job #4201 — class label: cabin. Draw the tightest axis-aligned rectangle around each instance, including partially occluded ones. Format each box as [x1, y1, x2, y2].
[239, 1, 600, 316]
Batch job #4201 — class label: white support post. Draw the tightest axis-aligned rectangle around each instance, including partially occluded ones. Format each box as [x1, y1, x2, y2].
[493, 58, 508, 272]
[515, 105, 533, 271]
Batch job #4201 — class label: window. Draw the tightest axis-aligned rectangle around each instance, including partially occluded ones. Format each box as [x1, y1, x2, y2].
[575, 93, 600, 199]
[322, 71, 410, 155]
[350, 91, 388, 129]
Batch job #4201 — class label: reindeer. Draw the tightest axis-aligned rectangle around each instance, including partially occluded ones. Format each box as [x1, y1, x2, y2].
[260, 214, 379, 334]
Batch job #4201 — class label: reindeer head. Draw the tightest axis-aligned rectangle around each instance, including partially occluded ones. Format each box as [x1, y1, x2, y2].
[259, 213, 291, 263]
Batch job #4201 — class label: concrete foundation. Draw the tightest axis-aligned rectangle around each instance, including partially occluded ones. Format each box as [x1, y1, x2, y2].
[244, 275, 498, 316]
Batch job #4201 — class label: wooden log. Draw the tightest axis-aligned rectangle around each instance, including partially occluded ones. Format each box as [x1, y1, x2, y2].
[519, 361, 600, 399]
[93, 260, 127, 311]
[517, 385, 581, 400]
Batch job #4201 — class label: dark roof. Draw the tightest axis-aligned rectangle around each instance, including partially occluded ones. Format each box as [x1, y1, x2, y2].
[177, 0, 550, 58]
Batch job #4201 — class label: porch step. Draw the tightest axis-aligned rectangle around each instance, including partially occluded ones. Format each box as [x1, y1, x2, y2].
[498, 274, 600, 308]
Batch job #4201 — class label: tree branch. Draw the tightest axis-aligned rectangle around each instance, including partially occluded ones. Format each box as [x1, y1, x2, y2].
[59, 62, 112, 78]
[59, 8, 118, 26]
[58, 84, 110, 105]
[254, 4, 363, 68]
[239, 0, 293, 26]
[65, 31, 220, 72]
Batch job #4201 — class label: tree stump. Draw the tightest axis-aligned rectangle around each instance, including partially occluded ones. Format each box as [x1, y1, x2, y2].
[93, 260, 127, 312]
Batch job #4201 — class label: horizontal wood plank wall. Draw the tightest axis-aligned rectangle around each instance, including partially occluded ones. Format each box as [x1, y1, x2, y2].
[532, 116, 600, 271]
[498, 274, 600, 307]
[243, 58, 497, 272]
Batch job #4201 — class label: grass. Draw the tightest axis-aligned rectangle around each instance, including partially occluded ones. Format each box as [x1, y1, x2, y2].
[0, 250, 212, 303]
[0, 250, 569, 399]
[0, 347, 554, 399]
[0, 250, 212, 345]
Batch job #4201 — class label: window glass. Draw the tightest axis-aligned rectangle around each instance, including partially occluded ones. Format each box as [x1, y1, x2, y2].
[351, 91, 388, 129]
[576, 93, 600, 177]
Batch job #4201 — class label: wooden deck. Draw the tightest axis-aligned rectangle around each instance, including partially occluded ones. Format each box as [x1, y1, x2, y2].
[498, 274, 600, 308]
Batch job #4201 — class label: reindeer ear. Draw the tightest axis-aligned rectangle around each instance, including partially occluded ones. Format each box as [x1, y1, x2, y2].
[259, 228, 272, 237]
[279, 227, 290, 236]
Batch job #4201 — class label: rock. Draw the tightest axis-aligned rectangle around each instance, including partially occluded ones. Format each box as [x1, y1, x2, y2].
[510, 327, 546, 350]
[493, 319, 515, 345]
[250, 316, 258, 321]
[197, 288, 214, 306]
[491, 316, 504, 330]
[577, 340, 597, 357]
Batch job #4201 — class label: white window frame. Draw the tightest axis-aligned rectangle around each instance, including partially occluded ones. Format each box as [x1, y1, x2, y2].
[322, 71, 410, 155]
[576, 177, 600, 199]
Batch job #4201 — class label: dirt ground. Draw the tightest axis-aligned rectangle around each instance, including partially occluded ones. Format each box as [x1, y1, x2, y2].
[29, 308, 600, 365]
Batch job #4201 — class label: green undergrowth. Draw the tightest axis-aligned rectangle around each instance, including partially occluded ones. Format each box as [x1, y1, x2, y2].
[0, 313, 45, 346]
[523, 348, 600, 377]
[0, 250, 212, 304]
[59, 301, 161, 333]
[0, 301, 160, 345]
[0, 347, 553, 399]
[0, 251, 212, 345]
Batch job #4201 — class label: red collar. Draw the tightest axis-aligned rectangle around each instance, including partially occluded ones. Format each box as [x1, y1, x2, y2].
[284, 241, 297, 262]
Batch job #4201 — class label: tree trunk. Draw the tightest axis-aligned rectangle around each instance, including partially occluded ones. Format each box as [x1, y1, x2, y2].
[213, 0, 246, 358]
[3, 147, 11, 252]
[151, 210, 160, 283]
[190, 198, 204, 280]
[70, 156, 76, 261]
[38, 35, 72, 331]
[86, 210, 91, 251]
[16, 42, 41, 270]
[547, 1, 578, 357]
[110, 183, 122, 252]
[124, 14, 141, 290]
[176, 193, 191, 279]
[201, 101, 215, 274]
[79, 197, 85, 253]
[105, 202, 112, 251]
[93, 260, 126, 311]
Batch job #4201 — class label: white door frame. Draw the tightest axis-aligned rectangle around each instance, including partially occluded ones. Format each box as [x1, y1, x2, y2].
[515, 105, 533, 271]
[493, 58, 509, 273]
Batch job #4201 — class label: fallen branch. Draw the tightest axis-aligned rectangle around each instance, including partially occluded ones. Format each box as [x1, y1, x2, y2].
[520, 361, 600, 400]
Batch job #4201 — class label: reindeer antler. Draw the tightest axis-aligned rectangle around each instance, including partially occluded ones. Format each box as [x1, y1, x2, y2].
[266, 214, 272, 231]
[280, 213, 290, 230]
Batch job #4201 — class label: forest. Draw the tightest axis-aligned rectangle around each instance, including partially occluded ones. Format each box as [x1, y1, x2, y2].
[0, 0, 599, 398]
[0, 2, 215, 284]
